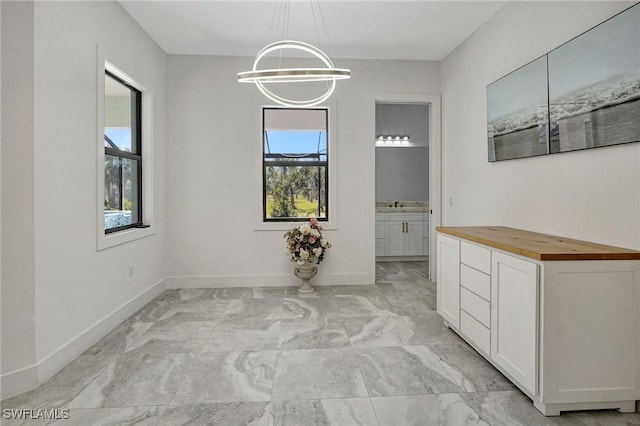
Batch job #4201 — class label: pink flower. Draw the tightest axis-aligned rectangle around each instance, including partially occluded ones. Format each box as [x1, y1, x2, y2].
[310, 217, 318, 227]
[308, 237, 316, 244]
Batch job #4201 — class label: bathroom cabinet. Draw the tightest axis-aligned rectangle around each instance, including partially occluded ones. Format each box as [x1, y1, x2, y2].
[376, 212, 428, 258]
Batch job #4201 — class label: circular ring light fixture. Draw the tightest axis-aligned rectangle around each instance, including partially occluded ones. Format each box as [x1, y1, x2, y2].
[238, 40, 350, 107]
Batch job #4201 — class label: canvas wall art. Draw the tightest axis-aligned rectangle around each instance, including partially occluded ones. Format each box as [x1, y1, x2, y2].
[487, 56, 549, 161]
[487, 3, 639, 162]
[548, 4, 640, 154]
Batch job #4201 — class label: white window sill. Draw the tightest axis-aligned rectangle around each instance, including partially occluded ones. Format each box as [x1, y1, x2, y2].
[254, 220, 337, 232]
[97, 226, 155, 251]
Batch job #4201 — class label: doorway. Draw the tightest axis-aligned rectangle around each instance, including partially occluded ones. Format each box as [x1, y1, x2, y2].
[371, 94, 442, 283]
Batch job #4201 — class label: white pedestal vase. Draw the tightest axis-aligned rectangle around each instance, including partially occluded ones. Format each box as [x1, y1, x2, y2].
[294, 262, 318, 293]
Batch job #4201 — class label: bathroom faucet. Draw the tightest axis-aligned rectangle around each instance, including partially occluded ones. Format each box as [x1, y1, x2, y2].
[394, 201, 398, 207]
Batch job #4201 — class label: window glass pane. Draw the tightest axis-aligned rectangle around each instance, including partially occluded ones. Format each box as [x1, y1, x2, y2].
[105, 128, 133, 151]
[122, 158, 140, 222]
[104, 73, 138, 154]
[104, 155, 139, 230]
[265, 165, 327, 219]
[264, 130, 327, 162]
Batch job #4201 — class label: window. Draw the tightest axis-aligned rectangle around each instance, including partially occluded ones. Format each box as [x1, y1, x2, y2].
[104, 71, 143, 233]
[263, 108, 329, 222]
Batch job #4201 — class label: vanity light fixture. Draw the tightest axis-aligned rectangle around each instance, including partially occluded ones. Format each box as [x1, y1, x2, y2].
[375, 135, 412, 147]
[237, 1, 350, 107]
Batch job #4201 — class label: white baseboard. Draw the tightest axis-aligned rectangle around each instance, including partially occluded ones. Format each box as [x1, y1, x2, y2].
[0, 278, 167, 401]
[0, 365, 38, 401]
[376, 256, 428, 262]
[165, 272, 374, 289]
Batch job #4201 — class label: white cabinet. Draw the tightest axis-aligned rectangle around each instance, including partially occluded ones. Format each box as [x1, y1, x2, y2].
[538, 260, 640, 416]
[491, 251, 538, 395]
[376, 213, 428, 258]
[386, 213, 426, 256]
[405, 221, 425, 255]
[387, 218, 424, 256]
[386, 221, 406, 256]
[375, 216, 386, 256]
[424, 217, 430, 259]
[436, 234, 460, 329]
[436, 227, 640, 417]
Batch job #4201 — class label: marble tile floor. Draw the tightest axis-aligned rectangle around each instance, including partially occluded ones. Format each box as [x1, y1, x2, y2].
[2, 261, 640, 425]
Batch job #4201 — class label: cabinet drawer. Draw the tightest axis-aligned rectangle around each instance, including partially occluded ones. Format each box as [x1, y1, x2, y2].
[461, 287, 490, 328]
[461, 241, 491, 274]
[375, 222, 386, 238]
[460, 310, 490, 355]
[460, 264, 490, 301]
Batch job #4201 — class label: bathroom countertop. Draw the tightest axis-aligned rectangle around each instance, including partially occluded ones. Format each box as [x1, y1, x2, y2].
[376, 201, 428, 213]
[376, 206, 428, 213]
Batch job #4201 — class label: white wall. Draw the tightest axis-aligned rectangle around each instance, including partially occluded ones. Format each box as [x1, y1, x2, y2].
[33, 0, 168, 368]
[441, 1, 640, 249]
[166, 56, 440, 287]
[1, 0, 168, 399]
[375, 103, 429, 146]
[1, 0, 37, 397]
[375, 147, 429, 201]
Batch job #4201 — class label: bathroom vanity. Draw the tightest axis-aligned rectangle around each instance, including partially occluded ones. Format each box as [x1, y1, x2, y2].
[436, 226, 640, 416]
[375, 202, 429, 259]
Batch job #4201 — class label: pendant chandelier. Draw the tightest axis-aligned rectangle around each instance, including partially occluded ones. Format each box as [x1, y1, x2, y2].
[237, 0, 351, 107]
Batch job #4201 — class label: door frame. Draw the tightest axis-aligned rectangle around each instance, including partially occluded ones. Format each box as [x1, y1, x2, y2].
[370, 93, 442, 281]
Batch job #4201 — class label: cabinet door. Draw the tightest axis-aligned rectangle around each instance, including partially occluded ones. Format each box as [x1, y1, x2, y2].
[405, 221, 425, 255]
[491, 252, 538, 395]
[386, 221, 405, 256]
[437, 234, 460, 329]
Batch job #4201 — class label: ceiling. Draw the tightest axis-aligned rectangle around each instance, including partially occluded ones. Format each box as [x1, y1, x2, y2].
[119, 1, 506, 61]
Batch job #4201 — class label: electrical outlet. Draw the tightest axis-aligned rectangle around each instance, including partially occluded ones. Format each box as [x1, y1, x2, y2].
[128, 265, 134, 278]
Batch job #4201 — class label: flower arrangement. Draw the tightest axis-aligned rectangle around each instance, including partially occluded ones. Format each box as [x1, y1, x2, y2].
[284, 217, 331, 265]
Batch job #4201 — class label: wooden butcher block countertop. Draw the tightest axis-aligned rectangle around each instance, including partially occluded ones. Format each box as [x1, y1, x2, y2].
[436, 226, 640, 261]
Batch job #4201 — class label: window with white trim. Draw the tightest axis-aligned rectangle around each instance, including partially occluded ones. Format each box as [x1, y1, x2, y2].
[103, 71, 143, 233]
[263, 107, 329, 222]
